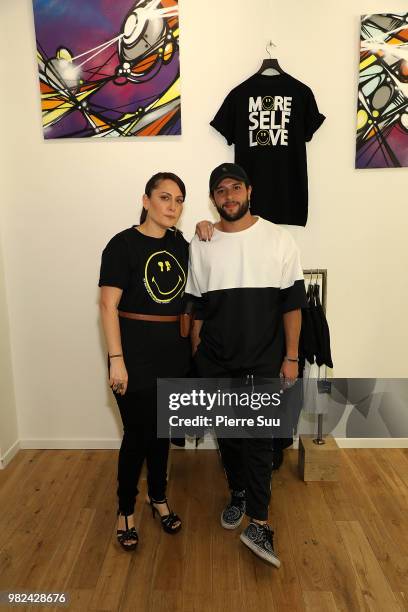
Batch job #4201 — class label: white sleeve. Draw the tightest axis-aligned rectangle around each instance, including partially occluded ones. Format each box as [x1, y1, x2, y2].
[280, 235, 304, 290]
[280, 233, 307, 313]
[185, 240, 202, 298]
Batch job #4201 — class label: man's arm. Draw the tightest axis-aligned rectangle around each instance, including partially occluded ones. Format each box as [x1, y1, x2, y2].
[281, 308, 302, 380]
[191, 318, 203, 355]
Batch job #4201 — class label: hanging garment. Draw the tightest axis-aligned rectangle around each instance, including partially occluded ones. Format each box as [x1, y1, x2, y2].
[210, 72, 325, 226]
[310, 283, 333, 368]
[299, 283, 317, 366]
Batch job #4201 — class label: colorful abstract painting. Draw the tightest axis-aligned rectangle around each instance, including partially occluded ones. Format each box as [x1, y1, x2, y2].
[32, 0, 180, 138]
[356, 13, 408, 168]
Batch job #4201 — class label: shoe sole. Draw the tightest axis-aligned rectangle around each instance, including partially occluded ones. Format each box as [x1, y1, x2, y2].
[240, 533, 281, 568]
[220, 511, 245, 530]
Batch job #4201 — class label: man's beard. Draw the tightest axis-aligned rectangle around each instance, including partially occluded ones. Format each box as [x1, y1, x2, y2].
[217, 198, 250, 222]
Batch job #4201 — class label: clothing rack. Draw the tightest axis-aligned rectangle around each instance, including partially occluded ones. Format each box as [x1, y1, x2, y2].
[303, 268, 328, 445]
[303, 268, 327, 313]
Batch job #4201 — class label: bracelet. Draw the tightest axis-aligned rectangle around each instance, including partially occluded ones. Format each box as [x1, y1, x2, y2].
[109, 353, 123, 359]
[284, 356, 299, 362]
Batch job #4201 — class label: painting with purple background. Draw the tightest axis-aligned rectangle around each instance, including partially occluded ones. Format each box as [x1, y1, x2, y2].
[32, 0, 181, 138]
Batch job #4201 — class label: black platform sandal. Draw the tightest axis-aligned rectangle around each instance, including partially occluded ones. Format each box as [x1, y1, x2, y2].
[150, 498, 182, 534]
[116, 510, 138, 551]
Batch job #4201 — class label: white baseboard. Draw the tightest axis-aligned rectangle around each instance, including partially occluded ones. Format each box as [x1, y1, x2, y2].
[279, 438, 408, 450]
[286, 438, 408, 449]
[20, 439, 121, 450]
[17, 437, 408, 451]
[174, 437, 408, 450]
[0, 440, 21, 469]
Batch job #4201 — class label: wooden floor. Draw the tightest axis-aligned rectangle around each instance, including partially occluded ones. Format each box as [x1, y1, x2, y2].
[0, 447, 407, 611]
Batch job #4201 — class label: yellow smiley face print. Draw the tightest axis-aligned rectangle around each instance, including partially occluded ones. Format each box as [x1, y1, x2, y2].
[262, 95, 275, 110]
[257, 130, 270, 145]
[144, 250, 186, 303]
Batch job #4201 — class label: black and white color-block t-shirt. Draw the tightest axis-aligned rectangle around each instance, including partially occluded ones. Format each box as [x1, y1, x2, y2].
[210, 73, 325, 227]
[185, 217, 308, 376]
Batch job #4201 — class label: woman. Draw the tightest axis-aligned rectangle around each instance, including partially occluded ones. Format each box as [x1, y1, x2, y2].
[99, 172, 191, 550]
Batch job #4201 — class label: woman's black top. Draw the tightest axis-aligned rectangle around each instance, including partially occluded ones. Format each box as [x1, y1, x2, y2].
[99, 227, 191, 391]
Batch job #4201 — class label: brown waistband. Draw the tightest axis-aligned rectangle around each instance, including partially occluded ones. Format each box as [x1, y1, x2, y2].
[118, 311, 180, 322]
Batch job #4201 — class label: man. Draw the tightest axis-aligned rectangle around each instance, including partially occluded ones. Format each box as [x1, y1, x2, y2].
[186, 163, 307, 567]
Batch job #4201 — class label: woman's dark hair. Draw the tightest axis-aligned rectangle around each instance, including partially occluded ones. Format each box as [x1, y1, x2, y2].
[140, 172, 186, 224]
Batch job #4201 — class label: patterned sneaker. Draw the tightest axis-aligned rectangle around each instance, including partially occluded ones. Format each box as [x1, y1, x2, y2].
[240, 522, 281, 567]
[220, 490, 246, 529]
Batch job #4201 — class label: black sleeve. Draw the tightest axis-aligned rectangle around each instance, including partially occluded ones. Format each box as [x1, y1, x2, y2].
[177, 232, 191, 312]
[304, 87, 325, 142]
[184, 276, 206, 320]
[184, 294, 206, 321]
[210, 91, 236, 145]
[179, 232, 190, 258]
[280, 279, 308, 313]
[98, 234, 131, 289]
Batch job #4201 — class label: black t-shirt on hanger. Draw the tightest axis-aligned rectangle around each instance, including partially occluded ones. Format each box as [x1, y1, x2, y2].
[210, 72, 325, 226]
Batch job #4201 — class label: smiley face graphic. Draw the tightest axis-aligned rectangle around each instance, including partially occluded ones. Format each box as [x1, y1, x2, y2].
[256, 130, 270, 145]
[262, 95, 275, 110]
[144, 250, 186, 303]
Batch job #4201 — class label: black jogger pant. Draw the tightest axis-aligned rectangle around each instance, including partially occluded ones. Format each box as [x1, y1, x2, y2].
[217, 436, 274, 521]
[194, 351, 278, 522]
[114, 387, 169, 515]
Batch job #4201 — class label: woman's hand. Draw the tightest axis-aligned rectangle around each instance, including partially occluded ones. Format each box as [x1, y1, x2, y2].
[195, 220, 215, 241]
[109, 357, 128, 395]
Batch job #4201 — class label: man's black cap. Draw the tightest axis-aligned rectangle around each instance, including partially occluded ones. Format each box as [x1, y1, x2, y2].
[209, 163, 250, 193]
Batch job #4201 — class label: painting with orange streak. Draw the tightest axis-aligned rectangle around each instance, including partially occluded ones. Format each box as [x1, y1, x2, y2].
[32, 0, 181, 138]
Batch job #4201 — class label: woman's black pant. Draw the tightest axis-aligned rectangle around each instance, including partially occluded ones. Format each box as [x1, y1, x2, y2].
[114, 387, 169, 515]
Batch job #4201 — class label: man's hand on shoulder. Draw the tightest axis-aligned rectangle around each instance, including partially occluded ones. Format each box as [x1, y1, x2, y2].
[195, 220, 215, 242]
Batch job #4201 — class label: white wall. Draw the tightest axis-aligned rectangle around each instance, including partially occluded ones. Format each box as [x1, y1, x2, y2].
[0, 0, 407, 451]
[0, 238, 19, 466]
[0, 34, 19, 465]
